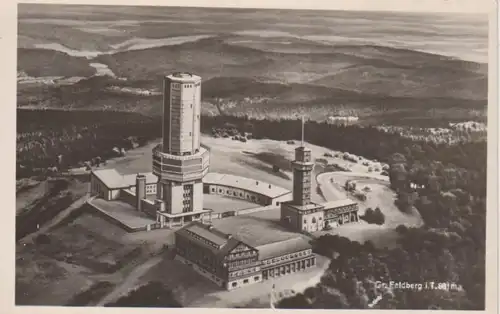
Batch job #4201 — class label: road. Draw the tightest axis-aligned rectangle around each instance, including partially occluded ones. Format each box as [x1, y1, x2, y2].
[316, 171, 389, 201]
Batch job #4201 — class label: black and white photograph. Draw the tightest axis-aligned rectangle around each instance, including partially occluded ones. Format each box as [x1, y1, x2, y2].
[12, 1, 497, 311]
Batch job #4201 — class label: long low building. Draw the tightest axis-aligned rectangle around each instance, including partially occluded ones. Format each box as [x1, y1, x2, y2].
[281, 199, 359, 233]
[203, 172, 293, 206]
[90, 169, 292, 207]
[174, 221, 316, 290]
[90, 169, 157, 201]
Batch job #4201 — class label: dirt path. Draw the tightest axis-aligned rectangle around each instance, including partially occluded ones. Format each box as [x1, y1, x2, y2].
[20, 194, 91, 244]
[95, 254, 164, 306]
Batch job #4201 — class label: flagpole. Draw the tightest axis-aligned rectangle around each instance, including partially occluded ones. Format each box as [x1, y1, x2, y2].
[270, 283, 276, 309]
[301, 116, 305, 147]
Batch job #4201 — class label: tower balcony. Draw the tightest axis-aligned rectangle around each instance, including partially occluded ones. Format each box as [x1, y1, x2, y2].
[291, 160, 314, 171]
[152, 144, 210, 183]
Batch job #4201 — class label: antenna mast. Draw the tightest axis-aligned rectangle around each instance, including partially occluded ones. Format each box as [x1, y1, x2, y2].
[301, 116, 305, 147]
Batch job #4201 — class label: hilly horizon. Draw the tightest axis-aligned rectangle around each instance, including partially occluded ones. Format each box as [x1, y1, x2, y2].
[16, 4, 488, 126]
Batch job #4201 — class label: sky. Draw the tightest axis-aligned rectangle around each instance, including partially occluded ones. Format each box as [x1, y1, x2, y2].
[16, 0, 495, 14]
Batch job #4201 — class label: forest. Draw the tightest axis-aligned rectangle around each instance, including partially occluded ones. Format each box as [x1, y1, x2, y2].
[276, 129, 487, 309]
[17, 109, 160, 178]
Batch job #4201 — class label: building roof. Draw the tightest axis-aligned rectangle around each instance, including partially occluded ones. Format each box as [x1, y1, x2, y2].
[91, 169, 157, 190]
[122, 172, 157, 187]
[256, 236, 312, 260]
[167, 72, 201, 82]
[91, 169, 127, 189]
[175, 221, 244, 257]
[284, 202, 325, 212]
[185, 222, 230, 247]
[203, 172, 290, 198]
[322, 199, 357, 209]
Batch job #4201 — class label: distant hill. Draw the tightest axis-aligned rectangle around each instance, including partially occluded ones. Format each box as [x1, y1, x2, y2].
[16, 34, 488, 125]
[94, 36, 487, 100]
[17, 48, 95, 77]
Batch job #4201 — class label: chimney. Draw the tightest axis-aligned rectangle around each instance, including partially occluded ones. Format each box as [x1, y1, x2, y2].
[136, 174, 146, 211]
[155, 199, 165, 212]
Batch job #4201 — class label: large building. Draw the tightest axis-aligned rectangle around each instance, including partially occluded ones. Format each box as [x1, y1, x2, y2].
[203, 172, 292, 206]
[174, 221, 316, 290]
[152, 73, 211, 227]
[89, 72, 293, 230]
[280, 120, 360, 233]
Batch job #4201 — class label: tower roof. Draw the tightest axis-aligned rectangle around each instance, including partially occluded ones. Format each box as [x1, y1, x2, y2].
[166, 72, 201, 82]
[295, 146, 311, 152]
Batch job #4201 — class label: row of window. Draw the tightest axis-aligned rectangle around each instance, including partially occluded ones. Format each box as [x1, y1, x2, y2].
[229, 250, 255, 259]
[211, 187, 262, 203]
[231, 276, 259, 288]
[229, 257, 254, 268]
[304, 216, 322, 224]
[171, 83, 200, 89]
[263, 250, 311, 265]
[145, 185, 156, 194]
[229, 266, 259, 278]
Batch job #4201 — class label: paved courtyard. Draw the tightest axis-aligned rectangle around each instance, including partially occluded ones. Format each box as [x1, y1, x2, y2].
[89, 198, 156, 230]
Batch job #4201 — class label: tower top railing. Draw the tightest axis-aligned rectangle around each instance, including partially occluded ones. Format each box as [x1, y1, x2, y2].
[153, 144, 209, 160]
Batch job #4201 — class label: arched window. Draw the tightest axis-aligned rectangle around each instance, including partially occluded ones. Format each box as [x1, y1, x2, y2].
[312, 217, 316, 224]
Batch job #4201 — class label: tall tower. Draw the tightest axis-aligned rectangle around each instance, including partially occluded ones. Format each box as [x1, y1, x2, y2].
[152, 73, 210, 224]
[291, 117, 314, 205]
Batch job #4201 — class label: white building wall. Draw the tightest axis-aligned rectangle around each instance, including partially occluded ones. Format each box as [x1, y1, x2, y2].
[193, 82, 201, 150]
[109, 189, 120, 200]
[227, 273, 263, 290]
[302, 211, 325, 233]
[170, 184, 184, 215]
[145, 183, 156, 195]
[192, 181, 204, 212]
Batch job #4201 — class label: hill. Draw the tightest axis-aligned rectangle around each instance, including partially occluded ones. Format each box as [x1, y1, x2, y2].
[17, 48, 96, 77]
[16, 35, 488, 125]
[94, 36, 487, 101]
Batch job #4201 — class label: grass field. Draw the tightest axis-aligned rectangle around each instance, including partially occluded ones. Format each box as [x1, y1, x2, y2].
[15, 211, 177, 306]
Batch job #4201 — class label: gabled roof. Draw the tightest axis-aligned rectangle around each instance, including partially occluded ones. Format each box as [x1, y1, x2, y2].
[256, 236, 312, 260]
[122, 172, 157, 187]
[175, 221, 253, 258]
[91, 169, 157, 190]
[91, 169, 126, 189]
